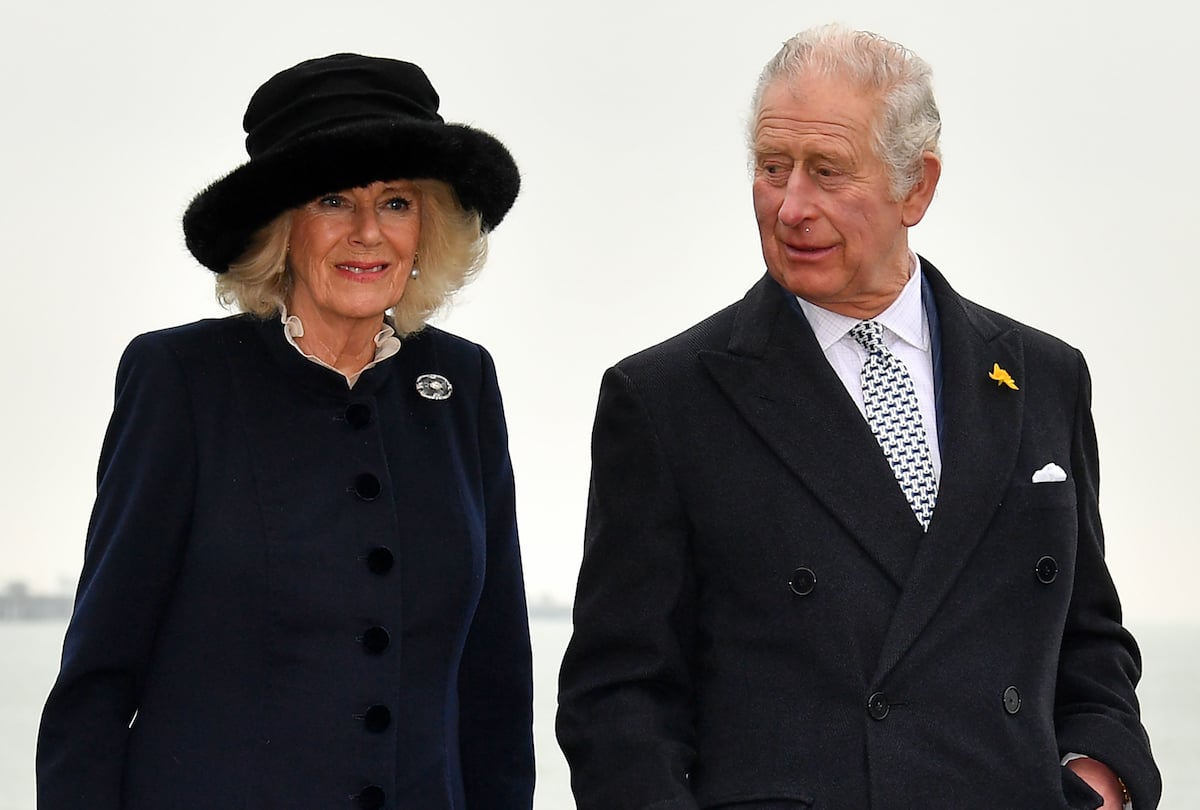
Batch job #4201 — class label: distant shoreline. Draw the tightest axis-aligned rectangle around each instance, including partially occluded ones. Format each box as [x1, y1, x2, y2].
[528, 601, 571, 621]
[0, 593, 72, 621]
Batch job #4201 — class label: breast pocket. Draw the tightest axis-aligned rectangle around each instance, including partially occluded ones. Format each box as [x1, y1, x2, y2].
[999, 479, 1078, 548]
[1005, 479, 1077, 510]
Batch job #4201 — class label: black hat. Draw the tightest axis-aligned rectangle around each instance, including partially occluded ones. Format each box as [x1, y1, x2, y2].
[183, 53, 520, 273]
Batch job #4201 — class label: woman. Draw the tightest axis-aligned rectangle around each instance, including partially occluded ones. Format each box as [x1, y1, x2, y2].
[36, 54, 534, 809]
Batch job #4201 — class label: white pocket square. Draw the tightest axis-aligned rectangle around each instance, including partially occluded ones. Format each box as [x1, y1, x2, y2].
[1031, 462, 1067, 483]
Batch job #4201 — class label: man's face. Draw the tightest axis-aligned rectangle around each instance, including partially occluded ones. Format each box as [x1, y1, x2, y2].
[752, 74, 939, 318]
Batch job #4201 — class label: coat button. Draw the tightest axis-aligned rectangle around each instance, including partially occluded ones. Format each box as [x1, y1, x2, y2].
[867, 692, 890, 720]
[363, 704, 392, 733]
[789, 567, 817, 596]
[361, 626, 390, 654]
[354, 473, 382, 501]
[344, 402, 372, 428]
[1003, 686, 1022, 714]
[355, 785, 385, 809]
[366, 546, 394, 574]
[1035, 556, 1058, 584]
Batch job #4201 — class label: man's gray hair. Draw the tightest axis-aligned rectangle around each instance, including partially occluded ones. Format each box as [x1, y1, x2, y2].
[750, 24, 942, 200]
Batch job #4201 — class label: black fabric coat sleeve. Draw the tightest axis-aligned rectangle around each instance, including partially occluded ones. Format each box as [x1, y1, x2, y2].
[458, 347, 536, 807]
[37, 334, 197, 809]
[557, 365, 700, 810]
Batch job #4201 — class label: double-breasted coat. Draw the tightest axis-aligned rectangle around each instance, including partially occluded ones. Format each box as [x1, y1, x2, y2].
[557, 259, 1159, 809]
[37, 314, 535, 809]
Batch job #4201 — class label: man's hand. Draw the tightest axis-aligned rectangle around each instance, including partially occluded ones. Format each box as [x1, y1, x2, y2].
[1067, 757, 1127, 809]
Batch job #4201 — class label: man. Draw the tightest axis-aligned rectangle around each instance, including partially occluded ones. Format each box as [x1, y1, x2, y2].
[557, 25, 1160, 810]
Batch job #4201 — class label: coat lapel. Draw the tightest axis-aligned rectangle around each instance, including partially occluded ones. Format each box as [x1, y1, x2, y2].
[700, 275, 922, 588]
[870, 260, 1025, 683]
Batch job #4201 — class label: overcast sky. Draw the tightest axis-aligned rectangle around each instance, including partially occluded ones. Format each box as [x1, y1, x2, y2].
[2, 0, 1197, 625]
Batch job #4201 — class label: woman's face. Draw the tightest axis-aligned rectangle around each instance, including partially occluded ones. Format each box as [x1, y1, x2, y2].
[286, 180, 421, 328]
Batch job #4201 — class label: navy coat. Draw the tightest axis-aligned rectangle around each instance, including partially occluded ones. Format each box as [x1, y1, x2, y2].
[557, 261, 1160, 810]
[37, 314, 534, 809]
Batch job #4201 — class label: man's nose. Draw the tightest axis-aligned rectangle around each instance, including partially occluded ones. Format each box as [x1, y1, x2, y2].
[777, 170, 816, 228]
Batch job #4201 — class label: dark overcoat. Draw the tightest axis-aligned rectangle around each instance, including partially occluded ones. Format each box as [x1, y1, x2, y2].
[557, 260, 1160, 810]
[37, 314, 534, 809]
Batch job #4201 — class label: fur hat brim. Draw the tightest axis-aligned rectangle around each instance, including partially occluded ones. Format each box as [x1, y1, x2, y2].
[183, 118, 519, 273]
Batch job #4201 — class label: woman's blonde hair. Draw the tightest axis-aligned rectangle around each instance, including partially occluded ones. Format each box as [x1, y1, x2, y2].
[217, 179, 488, 336]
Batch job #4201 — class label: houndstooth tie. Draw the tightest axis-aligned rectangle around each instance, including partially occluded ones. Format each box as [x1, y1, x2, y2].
[849, 320, 938, 530]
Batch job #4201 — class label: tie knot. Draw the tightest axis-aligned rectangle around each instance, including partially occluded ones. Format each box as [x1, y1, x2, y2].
[849, 320, 885, 352]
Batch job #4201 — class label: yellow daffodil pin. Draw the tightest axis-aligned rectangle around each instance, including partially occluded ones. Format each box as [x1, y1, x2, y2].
[988, 363, 1019, 390]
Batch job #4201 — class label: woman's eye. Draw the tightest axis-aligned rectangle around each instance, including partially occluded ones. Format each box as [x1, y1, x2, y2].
[318, 195, 344, 208]
[384, 197, 412, 211]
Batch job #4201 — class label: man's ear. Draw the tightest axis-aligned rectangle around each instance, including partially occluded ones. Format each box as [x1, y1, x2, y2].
[901, 152, 941, 227]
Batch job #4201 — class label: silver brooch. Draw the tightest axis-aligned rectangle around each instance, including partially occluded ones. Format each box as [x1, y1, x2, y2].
[415, 373, 453, 401]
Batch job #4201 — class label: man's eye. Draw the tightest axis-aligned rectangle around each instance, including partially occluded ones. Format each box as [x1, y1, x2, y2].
[814, 166, 839, 178]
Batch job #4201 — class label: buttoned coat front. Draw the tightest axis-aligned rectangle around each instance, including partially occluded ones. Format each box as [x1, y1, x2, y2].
[557, 260, 1160, 810]
[37, 315, 534, 810]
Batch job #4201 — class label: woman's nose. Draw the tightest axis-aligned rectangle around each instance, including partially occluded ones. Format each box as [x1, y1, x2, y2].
[349, 208, 383, 245]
